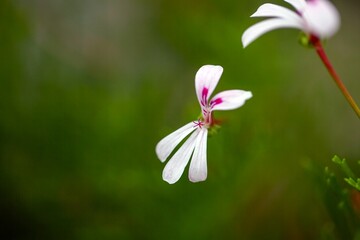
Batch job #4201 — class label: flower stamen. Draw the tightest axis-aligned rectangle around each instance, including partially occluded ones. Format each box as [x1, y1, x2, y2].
[193, 119, 205, 129]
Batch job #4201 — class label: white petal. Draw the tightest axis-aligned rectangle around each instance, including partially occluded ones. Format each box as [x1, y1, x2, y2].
[242, 18, 303, 48]
[302, 0, 340, 39]
[195, 65, 223, 108]
[210, 90, 252, 111]
[189, 129, 208, 183]
[284, 0, 307, 11]
[156, 122, 196, 162]
[251, 3, 303, 24]
[162, 129, 200, 184]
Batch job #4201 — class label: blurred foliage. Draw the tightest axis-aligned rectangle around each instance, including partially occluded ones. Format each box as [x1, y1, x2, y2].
[333, 155, 360, 192]
[304, 157, 360, 240]
[1, 0, 360, 239]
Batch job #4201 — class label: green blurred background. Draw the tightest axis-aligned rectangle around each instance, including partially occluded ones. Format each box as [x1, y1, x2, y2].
[1, 0, 359, 239]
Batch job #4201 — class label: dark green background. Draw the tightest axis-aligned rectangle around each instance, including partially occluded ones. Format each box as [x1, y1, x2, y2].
[1, 0, 359, 239]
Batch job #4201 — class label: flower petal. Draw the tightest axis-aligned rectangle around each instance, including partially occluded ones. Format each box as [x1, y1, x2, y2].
[242, 18, 303, 48]
[156, 122, 196, 162]
[251, 3, 303, 24]
[302, 0, 340, 39]
[189, 129, 208, 183]
[284, 0, 307, 11]
[162, 129, 200, 184]
[195, 65, 223, 108]
[210, 90, 252, 111]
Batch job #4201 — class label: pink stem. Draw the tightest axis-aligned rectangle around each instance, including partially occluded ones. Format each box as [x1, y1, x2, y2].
[310, 36, 360, 119]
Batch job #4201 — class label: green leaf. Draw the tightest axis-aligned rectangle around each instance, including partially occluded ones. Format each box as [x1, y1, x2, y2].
[332, 155, 356, 179]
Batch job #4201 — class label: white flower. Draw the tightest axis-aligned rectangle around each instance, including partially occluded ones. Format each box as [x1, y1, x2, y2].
[156, 65, 252, 184]
[242, 0, 340, 48]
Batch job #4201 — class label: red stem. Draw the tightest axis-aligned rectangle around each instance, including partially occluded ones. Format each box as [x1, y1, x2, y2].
[310, 36, 360, 119]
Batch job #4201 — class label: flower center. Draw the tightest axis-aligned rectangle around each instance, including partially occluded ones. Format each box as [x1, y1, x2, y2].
[193, 119, 205, 129]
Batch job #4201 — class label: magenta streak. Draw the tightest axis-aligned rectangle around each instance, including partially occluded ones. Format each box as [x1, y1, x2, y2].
[210, 98, 222, 108]
[202, 109, 208, 116]
[200, 87, 208, 106]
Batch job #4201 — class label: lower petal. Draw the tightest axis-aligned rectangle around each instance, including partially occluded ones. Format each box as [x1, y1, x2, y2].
[162, 130, 200, 184]
[189, 129, 208, 183]
[156, 122, 196, 162]
[242, 18, 303, 48]
[251, 3, 303, 23]
[284, 0, 307, 12]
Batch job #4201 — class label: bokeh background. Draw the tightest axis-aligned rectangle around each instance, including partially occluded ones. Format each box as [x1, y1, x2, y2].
[1, 0, 360, 239]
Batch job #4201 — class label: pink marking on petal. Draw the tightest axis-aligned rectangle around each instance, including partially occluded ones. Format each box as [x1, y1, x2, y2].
[201, 88, 208, 106]
[210, 98, 223, 108]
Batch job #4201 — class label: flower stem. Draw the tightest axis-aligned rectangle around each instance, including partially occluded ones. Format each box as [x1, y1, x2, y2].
[310, 36, 360, 119]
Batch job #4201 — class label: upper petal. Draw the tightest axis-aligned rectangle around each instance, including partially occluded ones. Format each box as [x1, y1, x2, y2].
[156, 122, 196, 162]
[251, 3, 303, 24]
[284, 0, 307, 12]
[210, 90, 253, 111]
[162, 129, 200, 184]
[189, 128, 208, 183]
[302, 0, 340, 39]
[195, 65, 223, 108]
[242, 18, 303, 48]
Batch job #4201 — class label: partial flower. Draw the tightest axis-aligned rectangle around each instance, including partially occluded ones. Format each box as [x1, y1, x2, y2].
[242, 0, 340, 48]
[156, 65, 252, 184]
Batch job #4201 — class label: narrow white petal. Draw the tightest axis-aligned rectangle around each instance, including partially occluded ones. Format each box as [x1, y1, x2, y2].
[302, 0, 340, 39]
[242, 18, 303, 48]
[162, 129, 200, 184]
[284, 0, 307, 11]
[251, 3, 303, 24]
[189, 129, 208, 183]
[156, 122, 196, 162]
[210, 90, 252, 111]
[195, 65, 223, 108]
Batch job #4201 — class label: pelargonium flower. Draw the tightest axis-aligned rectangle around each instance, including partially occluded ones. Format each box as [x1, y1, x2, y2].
[156, 65, 252, 184]
[242, 0, 340, 47]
